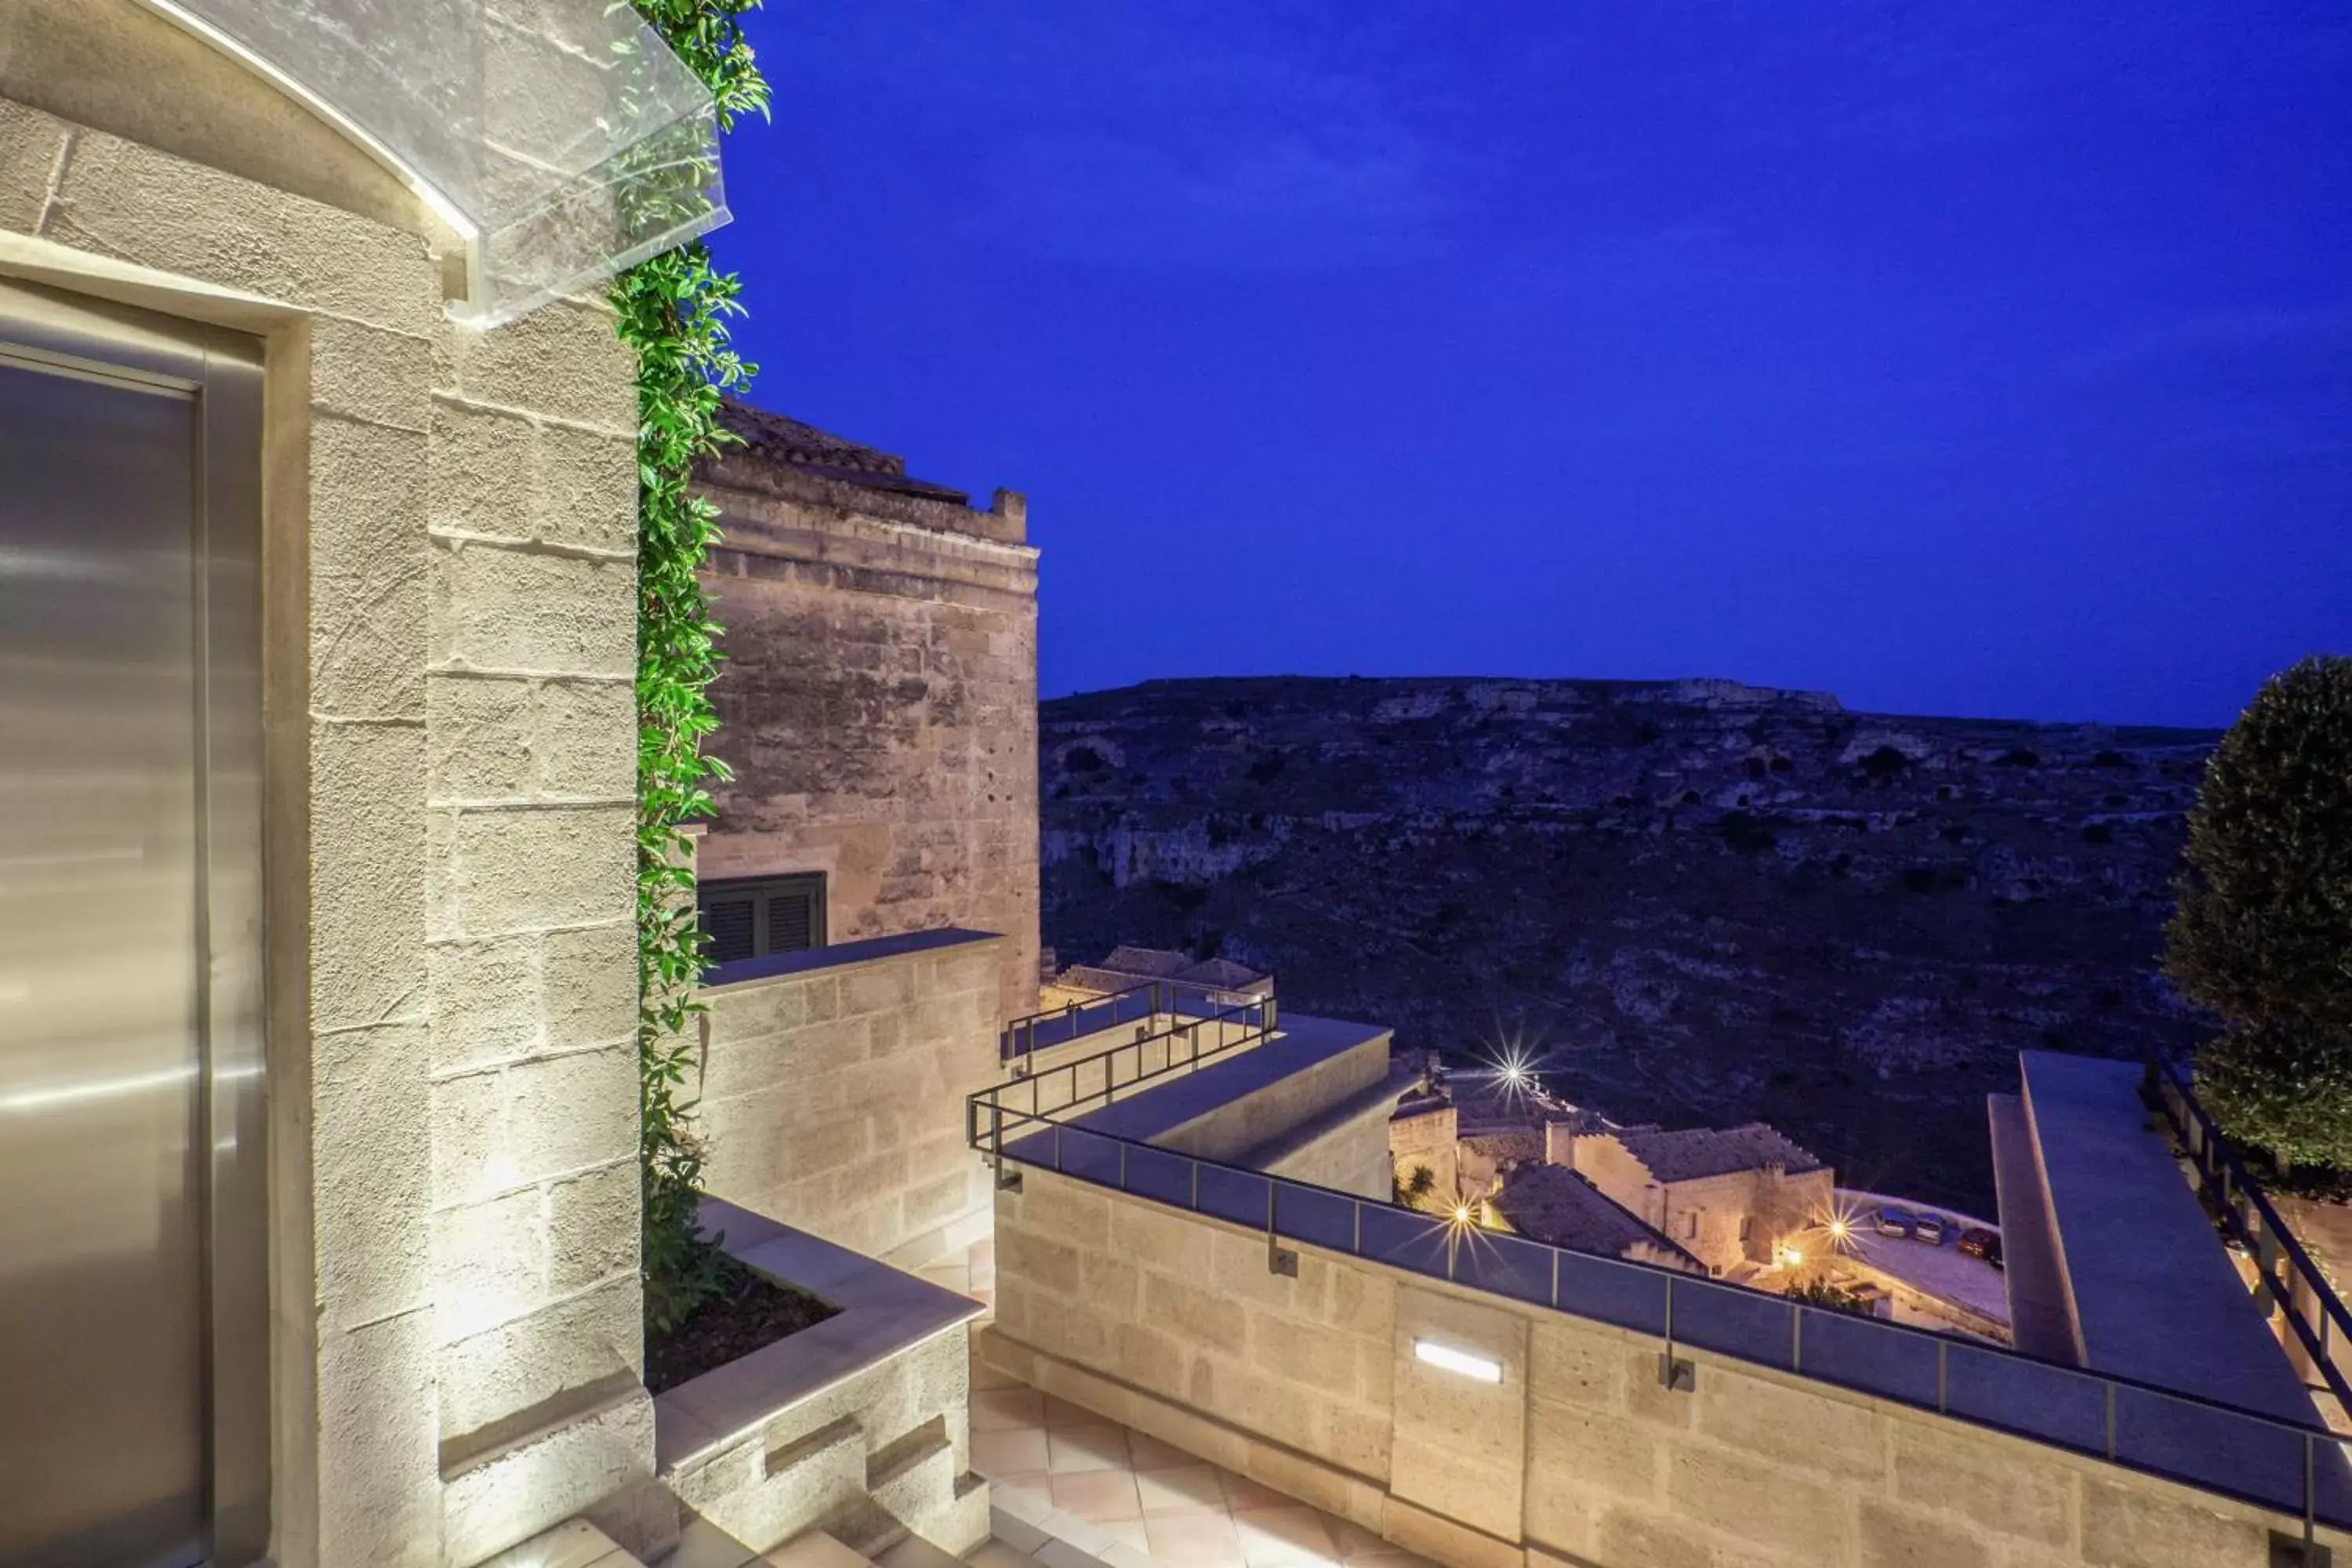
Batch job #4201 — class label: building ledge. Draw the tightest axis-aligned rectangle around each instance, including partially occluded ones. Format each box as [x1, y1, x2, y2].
[1989, 1092, 2078, 1362]
[1051, 1011, 1390, 1152]
[702, 927, 1000, 992]
[2020, 1052, 2312, 1420]
[654, 1199, 985, 1474]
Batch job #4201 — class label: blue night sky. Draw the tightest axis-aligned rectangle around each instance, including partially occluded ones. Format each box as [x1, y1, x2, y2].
[710, 3, 2352, 729]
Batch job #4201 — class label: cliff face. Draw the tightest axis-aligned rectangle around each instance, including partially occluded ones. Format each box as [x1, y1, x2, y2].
[1039, 676, 2220, 1214]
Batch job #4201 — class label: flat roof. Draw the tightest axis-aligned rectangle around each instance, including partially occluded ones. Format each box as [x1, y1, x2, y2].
[1022, 1009, 1390, 1149]
[2024, 1052, 2311, 1418]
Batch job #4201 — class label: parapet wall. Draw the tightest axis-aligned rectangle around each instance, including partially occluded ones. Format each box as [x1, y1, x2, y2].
[694, 463, 1040, 1025]
[987, 1168, 2337, 1568]
[697, 931, 1003, 1265]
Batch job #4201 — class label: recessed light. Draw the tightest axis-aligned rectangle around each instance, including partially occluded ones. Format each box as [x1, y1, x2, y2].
[1414, 1339, 1503, 1384]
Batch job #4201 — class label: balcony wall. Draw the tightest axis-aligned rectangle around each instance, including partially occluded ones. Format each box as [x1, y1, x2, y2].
[985, 1168, 2344, 1568]
[697, 928, 1002, 1265]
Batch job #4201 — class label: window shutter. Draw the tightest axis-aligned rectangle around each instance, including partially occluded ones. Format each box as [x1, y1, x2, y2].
[697, 873, 826, 964]
[764, 884, 817, 953]
[701, 894, 757, 964]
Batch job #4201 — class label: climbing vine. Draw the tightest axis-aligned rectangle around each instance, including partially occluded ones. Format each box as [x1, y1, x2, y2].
[615, 0, 768, 1332]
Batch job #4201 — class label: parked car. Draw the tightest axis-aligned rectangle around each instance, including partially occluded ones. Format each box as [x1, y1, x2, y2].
[1958, 1227, 2004, 1269]
[1875, 1206, 1915, 1237]
[1914, 1213, 1947, 1245]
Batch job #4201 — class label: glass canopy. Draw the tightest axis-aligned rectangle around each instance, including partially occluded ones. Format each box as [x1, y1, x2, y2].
[146, 0, 728, 325]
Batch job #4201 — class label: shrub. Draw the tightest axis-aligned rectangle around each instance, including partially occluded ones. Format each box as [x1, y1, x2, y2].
[1785, 1279, 1872, 1316]
[1395, 1165, 1438, 1207]
[2165, 656, 2352, 1167]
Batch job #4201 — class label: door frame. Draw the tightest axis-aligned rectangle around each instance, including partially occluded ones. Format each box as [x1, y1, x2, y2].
[0, 278, 272, 1568]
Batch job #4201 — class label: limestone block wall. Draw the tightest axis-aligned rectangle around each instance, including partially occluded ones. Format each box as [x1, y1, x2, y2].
[988, 1170, 2341, 1568]
[2, 42, 650, 1568]
[664, 1315, 982, 1557]
[693, 466, 1040, 1025]
[1248, 1091, 1403, 1202]
[1390, 1105, 1461, 1202]
[1573, 1138, 1667, 1230]
[1150, 1030, 1393, 1168]
[995, 1178, 1399, 1483]
[696, 934, 1004, 1264]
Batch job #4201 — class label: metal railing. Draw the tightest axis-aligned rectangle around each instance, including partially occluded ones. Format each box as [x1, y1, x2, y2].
[978, 993, 1279, 1127]
[2147, 1058, 2352, 1420]
[1001, 978, 1265, 1063]
[970, 1093, 2352, 1544]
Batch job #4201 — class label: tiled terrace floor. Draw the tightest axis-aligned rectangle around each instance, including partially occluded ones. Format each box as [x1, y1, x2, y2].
[965, 1376, 1436, 1568]
[922, 1232, 1432, 1568]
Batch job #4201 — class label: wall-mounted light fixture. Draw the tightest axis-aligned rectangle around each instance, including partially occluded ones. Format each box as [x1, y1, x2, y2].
[1413, 1340, 1503, 1385]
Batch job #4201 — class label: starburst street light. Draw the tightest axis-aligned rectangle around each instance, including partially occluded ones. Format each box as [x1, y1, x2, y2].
[1810, 1196, 1867, 1257]
[1479, 1037, 1547, 1108]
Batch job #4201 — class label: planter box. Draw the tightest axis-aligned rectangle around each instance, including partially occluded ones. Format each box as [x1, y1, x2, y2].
[655, 1200, 989, 1565]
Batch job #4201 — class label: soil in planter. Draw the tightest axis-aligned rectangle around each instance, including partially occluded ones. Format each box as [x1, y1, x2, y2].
[647, 1249, 840, 1395]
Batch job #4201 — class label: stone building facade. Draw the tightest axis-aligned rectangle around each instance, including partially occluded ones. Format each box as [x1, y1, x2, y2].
[1563, 1122, 1835, 1276]
[1, 3, 659, 1563]
[692, 401, 1041, 1024]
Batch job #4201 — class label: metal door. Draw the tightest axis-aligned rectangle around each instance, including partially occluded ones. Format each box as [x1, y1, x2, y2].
[0, 279, 268, 1568]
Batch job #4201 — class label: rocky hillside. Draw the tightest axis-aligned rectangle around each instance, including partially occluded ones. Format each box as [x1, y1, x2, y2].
[1039, 676, 2221, 1214]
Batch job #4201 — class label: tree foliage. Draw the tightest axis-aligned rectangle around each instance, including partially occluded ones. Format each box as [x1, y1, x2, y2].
[2165, 655, 2352, 1167]
[617, 0, 768, 1332]
[1784, 1279, 1873, 1317]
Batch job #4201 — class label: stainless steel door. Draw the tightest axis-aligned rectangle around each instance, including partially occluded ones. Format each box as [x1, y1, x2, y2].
[0, 281, 267, 1568]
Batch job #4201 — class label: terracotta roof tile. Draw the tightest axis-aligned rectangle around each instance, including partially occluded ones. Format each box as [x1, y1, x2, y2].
[1489, 1164, 1695, 1265]
[1614, 1122, 1825, 1183]
[713, 397, 970, 504]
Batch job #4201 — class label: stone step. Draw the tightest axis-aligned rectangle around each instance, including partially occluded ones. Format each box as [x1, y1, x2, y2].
[663, 1524, 877, 1568]
[874, 1534, 967, 1568]
[764, 1531, 881, 1568]
[478, 1519, 647, 1568]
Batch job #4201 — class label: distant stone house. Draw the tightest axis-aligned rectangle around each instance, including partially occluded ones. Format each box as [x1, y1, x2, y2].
[1486, 1163, 1708, 1274]
[1559, 1120, 1834, 1276]
[1053, 942, 1275, 1004]
[691, 399, 1041, 1023]
[1388, 1095, 1461, 1201]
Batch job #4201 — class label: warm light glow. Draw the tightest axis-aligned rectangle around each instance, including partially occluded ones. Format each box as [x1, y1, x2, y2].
[1453, 1204, 1474, 1225]
[1415, 1339, 1504, 1384]
[1481, 1038, 1544, 1105]
[1810, 1196, 1867, 1257]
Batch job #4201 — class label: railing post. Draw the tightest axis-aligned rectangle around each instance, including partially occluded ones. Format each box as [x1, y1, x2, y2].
[2103, 1381, 2116, 1462]
[2304, 1429, 2317, 1548]
[1791, 1305, 1804, 1374]
[1119, 1141, 1128, 1192]
[1936, 1339, 1948, 1414]
[1190, 1158, 1200, 1211]
[1054, 1123, 1064, 1173]
[1550, 1247, 1562, 1310]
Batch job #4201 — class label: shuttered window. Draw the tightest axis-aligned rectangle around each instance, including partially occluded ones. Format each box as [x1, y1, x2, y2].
[697, 873, 826, 964]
